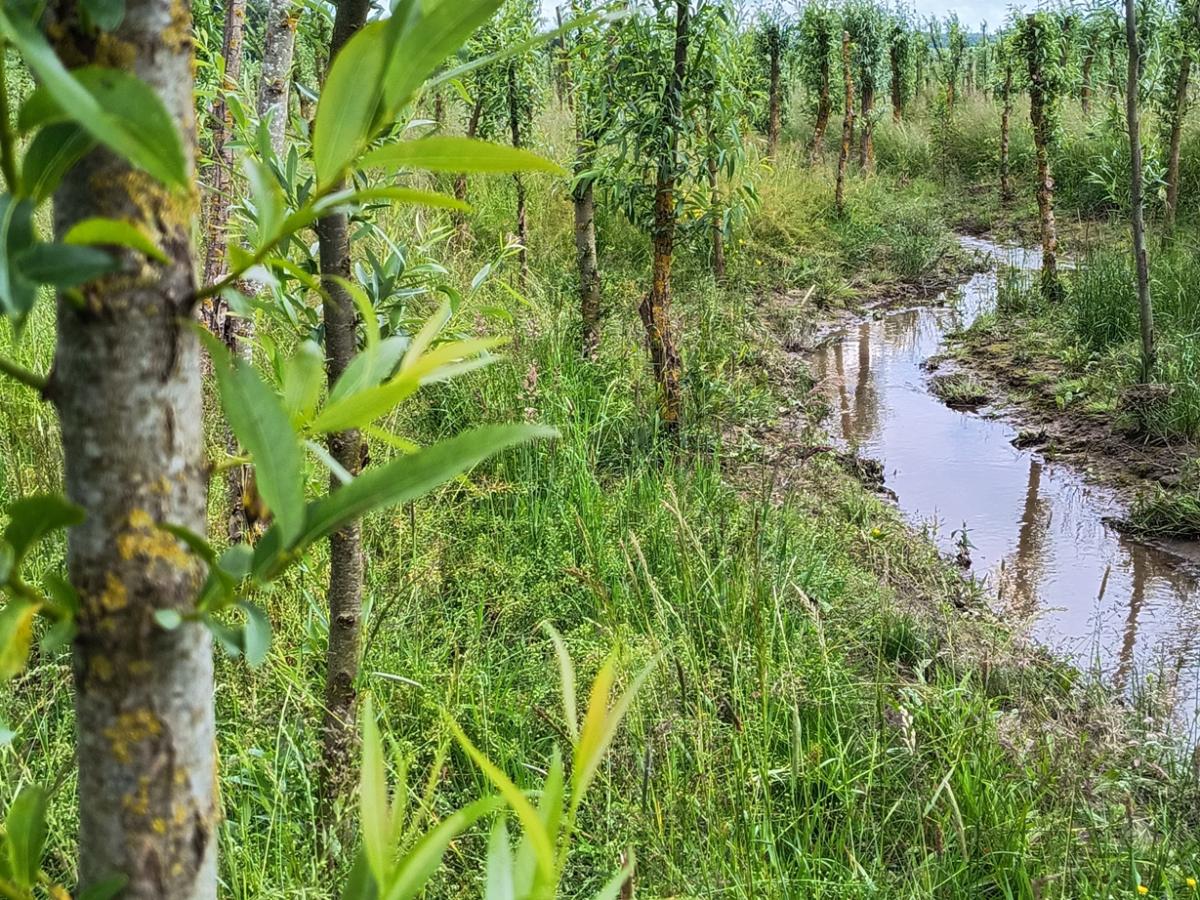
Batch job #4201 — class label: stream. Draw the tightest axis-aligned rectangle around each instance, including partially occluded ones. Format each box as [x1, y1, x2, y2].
[809, 235, 1200, 722]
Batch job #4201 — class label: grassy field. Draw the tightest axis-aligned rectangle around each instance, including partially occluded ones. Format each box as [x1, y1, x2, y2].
[3, 104, 1200, 898]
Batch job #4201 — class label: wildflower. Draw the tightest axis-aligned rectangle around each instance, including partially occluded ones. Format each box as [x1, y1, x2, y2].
[1188, 878, 1197, 889]
[755, 259, 762, 266]
[1137, 885, 1149, 895]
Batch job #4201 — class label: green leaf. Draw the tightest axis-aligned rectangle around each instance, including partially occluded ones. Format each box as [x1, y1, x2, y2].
[381, 0, 507, 117]
[16, 242, 119, 287]
[82, 0, 125, 31]
[198, 330, 306, 548]
[79, 877, 130, 900]
[360, 137, 566, 177]
[253, 424, 553, 579]
[484, 818, 515, 900]
[0, 10, 187, 188]
[572, 656, 656, 807]
[154, 609, 183, 631]
[327, 335, 409, 406]
[445, 719, 554, 881]
[382, 796, 502, 900]
[3, 494, 85, 564]
[313, 21, 390, 187]
[360, 696, 391, 886]
[5, 784, 48, 889]
[237, 601, 271, 668]
[341, 851, 380, 900]
[281, 342, 325, 426]
[20, 123, 94, 204]
[544, 624, 578, 738]
[0, 194, 36, 321]
[588, 855, 636, 900]
[0, 600, 40, 681]
[39, 617, 75, 655]
[315, 186, 470, 214]
[64, 217, 168, 264]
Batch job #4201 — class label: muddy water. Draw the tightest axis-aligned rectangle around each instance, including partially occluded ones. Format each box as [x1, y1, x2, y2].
[810, 236, 1200, 719]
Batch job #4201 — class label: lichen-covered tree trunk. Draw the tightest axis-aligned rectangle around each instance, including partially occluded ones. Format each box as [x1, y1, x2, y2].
[835, 31, 854, 217]
[999, 62, 1014, 203]
[574, 162, 601, 356]
[258, 0, 298, 155]
[201, 0, 247, 337]
[452, 98, 485, 247]
[858, 81, 874, 173]
[1028, 73, 1061, 300]
[640, 0, 688, 434]
[1125, 0, 1154, 378]
[315, 0, 372, 837]
[45, 1, 215, 897]
[507, 65, 529, 288]
[808, 59, 832, 163]
[1164, 54, 1191, 231]
[766, 31, 782, 159]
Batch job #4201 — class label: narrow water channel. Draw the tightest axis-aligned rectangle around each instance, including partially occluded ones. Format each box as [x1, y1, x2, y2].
[810, 236, 1200, 720]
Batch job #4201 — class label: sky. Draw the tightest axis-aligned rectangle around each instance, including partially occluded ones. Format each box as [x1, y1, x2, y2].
[907, 0, 1022, 30]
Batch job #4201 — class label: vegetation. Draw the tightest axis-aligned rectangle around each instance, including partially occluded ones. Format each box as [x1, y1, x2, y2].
[1, 0, 1200, 898]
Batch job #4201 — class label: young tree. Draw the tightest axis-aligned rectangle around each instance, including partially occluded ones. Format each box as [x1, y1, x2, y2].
[202, 0, 248, 339]
[0, 1, 557, 894]
[846, 1, 884, 173]
[1160, 1, 1197, 230]
[1124, 0, 1154, 377]
[929, 13, 965, 114]
[752, 10, 788, 159]
[799, 2, 839, 162]
[887, 12, 914, 122]
[835, 29, 855, 216]
[998, 34, 1016, 204]
[1015, 12, 1065, 301]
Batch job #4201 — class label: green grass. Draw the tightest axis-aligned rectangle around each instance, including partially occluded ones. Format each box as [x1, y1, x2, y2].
[3, 129, 1200, 899]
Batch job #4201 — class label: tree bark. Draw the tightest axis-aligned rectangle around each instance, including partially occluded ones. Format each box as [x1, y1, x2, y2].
[858, 81, 874, 173]
[835, 31, 855, 217]
[44, 2, 215, 897]
[1125, 0, 1154, 378]
[1000, 61, 1014, 203]
[707, 154, 726, 281]
[641, 0, 688, 434]
[258, 0, 298, 156]
[808, 54, 832, 163]
[1081, 48, 1095, 117]
[766, 27, 782, 159]
[201, 0, 247, 336]
[1025, 25, 1062, 302]
[507, 64, 529, 289]
[316, 0, 372, 839]
[889, 42, 903, 122]
[1165, 54, 1191, 231]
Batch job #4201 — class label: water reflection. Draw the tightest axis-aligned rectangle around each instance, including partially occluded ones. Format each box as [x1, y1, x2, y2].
[809, 237, 1200, 719]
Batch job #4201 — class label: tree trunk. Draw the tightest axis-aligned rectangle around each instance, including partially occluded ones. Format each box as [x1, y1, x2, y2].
[1081, 49, 1095, 117]
[641, 0, 688, 434]
[1125, 0, 1154, 378]
[452, 98, 485, 248]
[767, 30, 782, 159]
[858, 81, 874, 173]
[835, 31, 855, 217]
[574, 178, 601, 356]
[201, 0, 247, 337]
[258, 0, 298, 155]
[808, 56, 832, 162]
[507, 65, 529, 288]
[890, 44, 903, 122]
[44, 1, 215, 897]
[1165, 54, 1191, 231]
[1000, 62, 1014, 203]
[1027, 51, 1062, 301]
[316, 0, 372, 840]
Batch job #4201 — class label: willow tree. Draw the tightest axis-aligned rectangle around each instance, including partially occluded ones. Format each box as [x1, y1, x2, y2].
[846, 1, 884, 173]
[752, 9, 790, 159]
[887, 12, 915, 121]
[259, 0, 299, 154]
[1124, 0, 1154, 377]
[1159, 0, 1197, 230]
[800, 1, 839, 162]
[1015, 12, 1065, 301]
[929, 13, 965, 114]
[0, 0, 553, 894]
[835, 29, 855, 216]
[997, 33, 1016, 204]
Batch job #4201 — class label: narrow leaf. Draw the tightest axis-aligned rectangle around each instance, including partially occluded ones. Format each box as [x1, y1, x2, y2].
[64, 217, 167, 263]
[360, 137, 566, 177]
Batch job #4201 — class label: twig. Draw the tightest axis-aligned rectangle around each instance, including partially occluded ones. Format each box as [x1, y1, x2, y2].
[0, 354, 48, 395]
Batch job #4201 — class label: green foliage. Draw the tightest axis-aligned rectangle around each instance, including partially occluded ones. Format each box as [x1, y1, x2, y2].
[797, 1, 840, 116]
